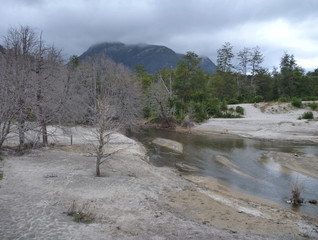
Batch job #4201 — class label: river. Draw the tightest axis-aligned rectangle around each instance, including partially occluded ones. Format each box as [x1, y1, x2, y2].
[131, 128, 318, 218]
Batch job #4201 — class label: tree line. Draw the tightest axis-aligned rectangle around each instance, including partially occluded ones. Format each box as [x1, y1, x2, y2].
[1, 26, 318, 151]
[0, 26, 142, 155]
[138, 42, 318, 125]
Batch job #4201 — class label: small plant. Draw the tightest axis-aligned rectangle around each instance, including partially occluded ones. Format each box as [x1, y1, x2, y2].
[66, 201, 94, 224]
[290, 180, 303, 205]
[300, 111, 314, 120]
[0, 172, 3, 180]
[291, 97, 302, 108]
[0, 156, 3, 161]
[235, 106, 244, 115]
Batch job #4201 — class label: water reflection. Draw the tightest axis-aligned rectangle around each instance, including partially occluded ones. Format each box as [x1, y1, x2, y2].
[131, 128, 318, 217]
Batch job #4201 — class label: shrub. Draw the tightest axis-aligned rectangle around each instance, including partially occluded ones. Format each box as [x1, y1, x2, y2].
[67, 201, 94, 224]
[307, 102, 318, 111]
[253, 95, 263, 103]
[278, 96, 291, 102]
[215, 111, 242, 118]
[0, 172, 3, 180]
[235, 106, 244, 115]
[227, 98, 239, 104]
[290, 181, 303, 205]
[291, 97, 302, 108]
[300, 111, 314, 119]
[220, 100, 228, 111]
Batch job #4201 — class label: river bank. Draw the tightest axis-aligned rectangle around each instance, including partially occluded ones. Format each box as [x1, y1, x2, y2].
[0, 116, 318, 239]
[192, 102, 318, 143]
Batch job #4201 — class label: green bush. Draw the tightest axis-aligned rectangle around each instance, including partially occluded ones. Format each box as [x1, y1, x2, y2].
[278, 96, 291, 102]
[0, 172, 3, 180]
[235, 106, 244, 115]
[253, 95, 263, 103]
[215, 111, 242, 118]
[307, 102, 318, 111]
[220, 100, 228, 111]
[206, 98, 221, 116]
[300, 111, 314, 119]
[227, 98, 239, 104]
[291, 97, 302, 108]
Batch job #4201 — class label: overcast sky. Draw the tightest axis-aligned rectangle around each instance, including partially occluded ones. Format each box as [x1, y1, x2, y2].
[1, 0, 317, 71]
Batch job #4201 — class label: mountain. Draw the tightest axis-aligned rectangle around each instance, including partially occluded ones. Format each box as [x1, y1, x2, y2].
[79, 42, 216, 74]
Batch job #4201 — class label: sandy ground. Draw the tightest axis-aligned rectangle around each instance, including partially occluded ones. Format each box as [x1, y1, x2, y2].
[1, 141, 317, 240]
[1, 103, 318, 239]
[193, 102, 318, 143]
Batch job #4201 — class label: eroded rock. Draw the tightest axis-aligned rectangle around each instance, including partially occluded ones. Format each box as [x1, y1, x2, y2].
[152, 138, 183, 153]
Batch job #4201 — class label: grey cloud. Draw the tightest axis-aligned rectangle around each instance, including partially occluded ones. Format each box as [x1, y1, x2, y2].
[0, 0, 317, 70]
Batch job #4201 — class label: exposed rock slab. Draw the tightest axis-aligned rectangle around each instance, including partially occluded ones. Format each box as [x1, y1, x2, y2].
[152, 137, 183, 153]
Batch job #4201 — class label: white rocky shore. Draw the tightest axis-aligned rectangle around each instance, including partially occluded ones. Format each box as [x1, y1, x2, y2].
[1, 103, 318, 239]
[194, 102, 318, 143]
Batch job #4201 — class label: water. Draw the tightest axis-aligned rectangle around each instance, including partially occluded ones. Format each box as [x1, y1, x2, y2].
[131, 128, 318, 217]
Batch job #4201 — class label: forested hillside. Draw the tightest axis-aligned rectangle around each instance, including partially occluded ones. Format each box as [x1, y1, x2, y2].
[79, 42, 216, 74]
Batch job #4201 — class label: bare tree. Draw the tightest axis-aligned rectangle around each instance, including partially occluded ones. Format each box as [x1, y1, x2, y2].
[31, 37, 67, 146]
[77, 57, 142, 176]
[148, 74, 174, 127]
[3, 26, 37, 148]
[237, 47, 250, 76]
[0, 47, 17, 148]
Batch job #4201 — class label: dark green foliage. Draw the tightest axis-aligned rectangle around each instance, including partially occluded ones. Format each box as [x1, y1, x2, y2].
[235, 106, 244, 115]
[0, 172, 3, 180]
[252, 95, 263, 103]
[300, 111, 314, 119]
[278, 97, 291, 102]
[291, 97, 302, 108]
[215, 111, 242, 118]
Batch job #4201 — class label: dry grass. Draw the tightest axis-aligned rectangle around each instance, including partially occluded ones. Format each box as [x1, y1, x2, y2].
[290, 180, 304, 205]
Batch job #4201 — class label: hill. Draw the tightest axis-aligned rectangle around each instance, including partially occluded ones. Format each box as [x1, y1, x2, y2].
[79, 42, 216, 74]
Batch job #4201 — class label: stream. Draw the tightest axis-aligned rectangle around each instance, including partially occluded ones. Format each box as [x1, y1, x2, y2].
[131, 128, 318, 218]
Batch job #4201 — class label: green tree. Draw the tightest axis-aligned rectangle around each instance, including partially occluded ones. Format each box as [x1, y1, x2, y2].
[217, 42, 234, 73]
[134, 64, 154, 91]
[279, 53, 304, 97]
[173, 52, 210, 121]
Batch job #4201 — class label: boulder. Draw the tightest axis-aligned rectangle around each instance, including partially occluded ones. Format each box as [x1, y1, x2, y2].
[152, 138, 183, 153]
[175, 162, 201, 172]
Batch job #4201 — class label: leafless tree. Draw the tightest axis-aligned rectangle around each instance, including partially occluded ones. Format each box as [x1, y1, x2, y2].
[30, 36, 68, 146]
[3, 26, 37, 148]
[76, 57, 143, 176]
[148, 74, 174, 127]
[0, 47, 17, 149]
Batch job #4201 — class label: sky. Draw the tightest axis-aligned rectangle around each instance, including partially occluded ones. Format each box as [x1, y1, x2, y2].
[1, 0, 317, 71]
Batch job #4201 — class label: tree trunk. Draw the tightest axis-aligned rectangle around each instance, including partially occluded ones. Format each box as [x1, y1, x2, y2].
[96, 153, 101, 177]
[18, 99, 25, 149]
[41, 121, 48, 146]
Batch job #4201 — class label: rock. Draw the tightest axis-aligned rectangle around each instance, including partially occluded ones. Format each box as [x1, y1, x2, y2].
[309, 200, 317, 204]
[175, 162, 201, 172]
[214, 155, 255, 179]
[152, 138, 183, 153]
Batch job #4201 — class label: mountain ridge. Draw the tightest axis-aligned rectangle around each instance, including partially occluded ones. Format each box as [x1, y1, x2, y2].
[79, 42, 216, 74]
